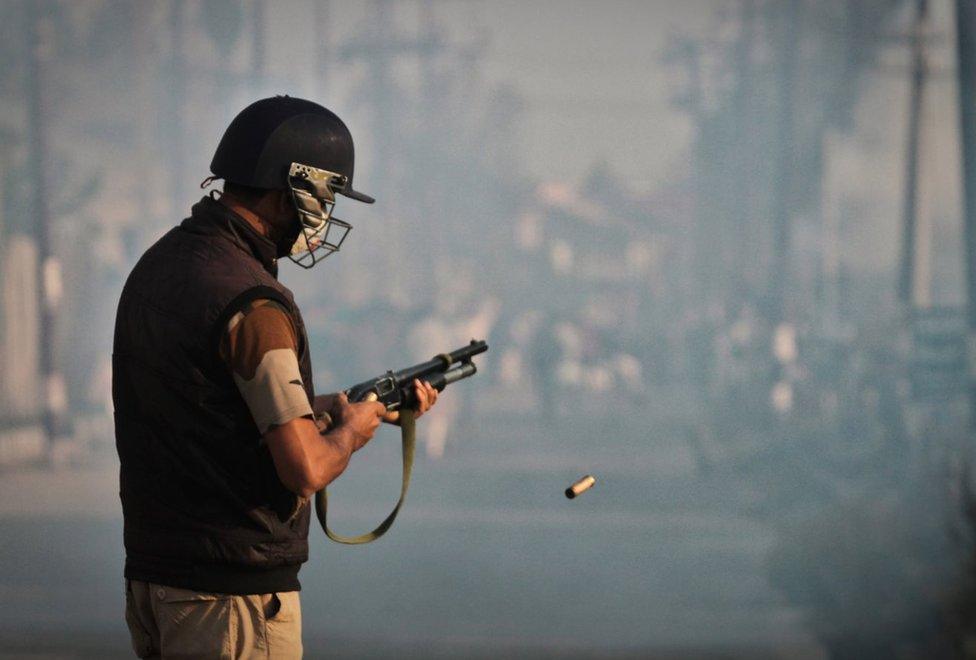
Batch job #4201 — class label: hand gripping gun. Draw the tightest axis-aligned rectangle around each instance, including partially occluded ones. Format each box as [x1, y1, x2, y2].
[315, 339, 489, 544]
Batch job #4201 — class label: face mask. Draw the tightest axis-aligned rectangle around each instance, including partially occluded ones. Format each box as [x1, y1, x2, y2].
[285, 163, 353, 269]
[274, 218, 304, 259]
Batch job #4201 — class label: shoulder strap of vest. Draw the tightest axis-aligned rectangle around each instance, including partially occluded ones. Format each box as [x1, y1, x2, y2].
[210, 285, 294, 360]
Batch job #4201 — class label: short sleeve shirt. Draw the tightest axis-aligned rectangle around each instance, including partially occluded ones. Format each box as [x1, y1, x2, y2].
[218, 299, 314, 434]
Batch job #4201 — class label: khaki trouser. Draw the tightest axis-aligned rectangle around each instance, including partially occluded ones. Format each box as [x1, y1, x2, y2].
[124, 580, 302, 659]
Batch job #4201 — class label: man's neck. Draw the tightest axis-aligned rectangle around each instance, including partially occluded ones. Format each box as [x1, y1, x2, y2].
[218, 193, 272, 239]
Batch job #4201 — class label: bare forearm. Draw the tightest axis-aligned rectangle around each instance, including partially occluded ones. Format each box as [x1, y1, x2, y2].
[266, 418, 357, 497]
[266, 394, 385, 498]
[312, 425, 359, 490]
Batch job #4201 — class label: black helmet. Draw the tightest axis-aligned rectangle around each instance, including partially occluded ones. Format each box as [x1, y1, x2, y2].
[210, 96, 374, 204]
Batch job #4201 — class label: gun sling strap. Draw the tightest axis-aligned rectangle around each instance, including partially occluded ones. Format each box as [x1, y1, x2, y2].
[313, 408, 416, 544]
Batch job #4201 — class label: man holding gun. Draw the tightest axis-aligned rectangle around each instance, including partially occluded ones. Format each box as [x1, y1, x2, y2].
[113, 96, 438, 658]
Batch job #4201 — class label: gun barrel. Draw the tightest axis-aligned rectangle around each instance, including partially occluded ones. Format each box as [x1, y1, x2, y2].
[392, 339, 488, 384]
[446, 339, 488, 363]
[346, 339, 489, 407]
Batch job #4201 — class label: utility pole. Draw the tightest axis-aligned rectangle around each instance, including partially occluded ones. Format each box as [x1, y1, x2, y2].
[340, 0, 399, 215]
[25, 0, 66, 451]
[769, 0, 800, 324]
[166, 0, 186, 216]
[899, 0, 929, 308]
[251, 0, 265, 90]
[337, 0, 444, 301]
[732, 0, 756, 297]
[956, 0, 976, 426]
[315, 1, 330, 99]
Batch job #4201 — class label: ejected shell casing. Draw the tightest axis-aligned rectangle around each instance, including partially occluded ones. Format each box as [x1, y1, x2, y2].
[565, 475, 596, 499]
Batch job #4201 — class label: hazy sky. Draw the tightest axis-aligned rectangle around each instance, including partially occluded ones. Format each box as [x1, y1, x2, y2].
[475, 1, 710, 192]
[268, 0, 714, 194]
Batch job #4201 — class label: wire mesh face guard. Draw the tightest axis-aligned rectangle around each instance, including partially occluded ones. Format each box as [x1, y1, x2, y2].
[286, 162, 353, 268]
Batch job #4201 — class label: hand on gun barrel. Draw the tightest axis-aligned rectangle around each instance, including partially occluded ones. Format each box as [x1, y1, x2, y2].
[344, 339, 489, 412]
[313, 339, 488, 432]
[367, 378, 438, 425]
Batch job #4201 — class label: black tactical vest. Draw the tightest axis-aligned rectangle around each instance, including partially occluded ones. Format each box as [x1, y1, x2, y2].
[113, 196, 314, 595]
